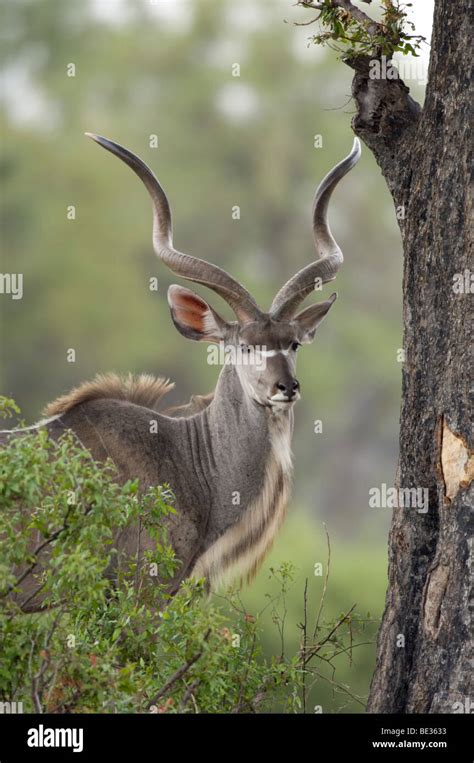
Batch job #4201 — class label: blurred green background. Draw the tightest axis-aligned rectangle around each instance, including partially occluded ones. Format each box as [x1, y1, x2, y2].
[1, 0, 418, 711]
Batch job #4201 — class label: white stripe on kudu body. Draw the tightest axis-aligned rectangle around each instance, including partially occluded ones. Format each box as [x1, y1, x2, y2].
[191, 414, 293, 587]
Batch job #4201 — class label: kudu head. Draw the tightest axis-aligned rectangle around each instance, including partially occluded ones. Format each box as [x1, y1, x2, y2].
[85, 133, 361, 411]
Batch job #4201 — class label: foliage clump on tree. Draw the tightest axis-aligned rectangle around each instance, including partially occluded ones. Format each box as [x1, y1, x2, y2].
[299, 0, 425, 58]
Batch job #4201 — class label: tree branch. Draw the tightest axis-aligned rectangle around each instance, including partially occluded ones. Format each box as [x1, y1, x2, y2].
[146, 629, 211, 710]
[296, 1, 423, 201]
[332, 0, 380, 35]
[345, 54, 421, 203]
[298, 0, 382, 37]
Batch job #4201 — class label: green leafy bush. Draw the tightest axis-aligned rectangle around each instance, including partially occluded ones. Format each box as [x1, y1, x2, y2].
[0, 399, 371, 713]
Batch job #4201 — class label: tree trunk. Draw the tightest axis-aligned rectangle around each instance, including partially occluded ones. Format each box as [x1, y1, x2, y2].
[346, 0, 472, 712]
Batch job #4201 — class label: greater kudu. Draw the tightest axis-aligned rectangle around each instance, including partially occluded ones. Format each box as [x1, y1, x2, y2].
[4, 134, 361, 609]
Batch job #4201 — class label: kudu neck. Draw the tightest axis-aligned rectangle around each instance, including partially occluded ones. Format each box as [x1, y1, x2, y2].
[205, 362, 293, 444]
[189, 361, 294, 574]
[208, 363, 267, 427]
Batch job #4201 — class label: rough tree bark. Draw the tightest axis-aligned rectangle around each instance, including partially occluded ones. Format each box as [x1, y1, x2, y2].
[339, 1, 472, 712]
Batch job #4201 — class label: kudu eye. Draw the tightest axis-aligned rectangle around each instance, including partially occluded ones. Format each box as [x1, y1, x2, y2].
[291, 342, 301, 352]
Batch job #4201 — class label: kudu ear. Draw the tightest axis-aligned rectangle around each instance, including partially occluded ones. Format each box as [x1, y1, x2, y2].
[167, 285, 230, 344]
[293, 293, 337, 344]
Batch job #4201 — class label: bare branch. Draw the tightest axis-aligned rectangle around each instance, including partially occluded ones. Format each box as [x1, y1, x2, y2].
[146, 629, 211, 710]
[311, 668, 366, 706]
[313, 523, 331, 640]
[302, 603, 357, 662]
[301, 577, 308, 713]
[179, 678, 201, 712]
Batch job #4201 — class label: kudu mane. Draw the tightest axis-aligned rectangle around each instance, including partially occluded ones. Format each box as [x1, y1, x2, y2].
[44, 373, 214, 419]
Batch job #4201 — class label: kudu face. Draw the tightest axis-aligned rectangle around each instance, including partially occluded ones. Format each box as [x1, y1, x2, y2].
[84, 133, 361, 410]
[167, 283, 337, 410]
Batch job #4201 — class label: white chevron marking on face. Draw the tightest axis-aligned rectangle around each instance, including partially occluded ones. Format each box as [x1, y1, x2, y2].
[256, 349, 290, 358]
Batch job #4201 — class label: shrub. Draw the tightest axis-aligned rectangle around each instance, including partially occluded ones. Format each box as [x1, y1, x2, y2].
[0, 398, 370, 713]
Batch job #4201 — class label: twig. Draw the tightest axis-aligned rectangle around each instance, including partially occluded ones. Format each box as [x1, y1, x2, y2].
[298, 0, 381, 36]
[310, 668, 365, 706]
[304, 603, 357, 661]
[301, 578, 308, 713]
[3, 508, 73, 596]
[313, 523, 331, 640]
[134, 515, 142, 598]
[3, 503, 94, 599]
[297, 1, 325, 9]
[330, 640, 374, 660]
[146, 629, 211, 710]
[231, 676, 271, 714]
[30, 607, 65, 712]
[179, 678, 201, 712]
[235, 631, 257, 713]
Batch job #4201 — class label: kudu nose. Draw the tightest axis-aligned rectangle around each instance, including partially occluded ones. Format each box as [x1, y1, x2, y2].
[275, 379, 300, 399]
